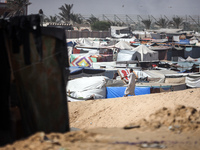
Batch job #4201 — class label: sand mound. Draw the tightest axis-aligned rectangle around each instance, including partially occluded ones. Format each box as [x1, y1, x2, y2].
[68, 88, 200, 129]
[124, 105, 200, 133]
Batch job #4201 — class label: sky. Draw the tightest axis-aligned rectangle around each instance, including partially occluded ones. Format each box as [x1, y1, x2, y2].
[28, 0, 199, 18]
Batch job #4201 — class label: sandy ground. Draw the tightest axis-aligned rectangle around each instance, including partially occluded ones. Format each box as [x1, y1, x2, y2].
[1, 88, 200, 150]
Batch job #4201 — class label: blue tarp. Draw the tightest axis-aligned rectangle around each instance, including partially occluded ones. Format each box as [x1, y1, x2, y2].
[106, 86, 151, 98]
[175, 39, 190, 45]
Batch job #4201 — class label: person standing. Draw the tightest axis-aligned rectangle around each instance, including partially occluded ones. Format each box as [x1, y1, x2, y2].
[122, 68, 138, 97]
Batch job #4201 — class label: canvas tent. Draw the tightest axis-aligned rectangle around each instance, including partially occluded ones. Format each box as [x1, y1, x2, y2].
[131, 45, 158, 62]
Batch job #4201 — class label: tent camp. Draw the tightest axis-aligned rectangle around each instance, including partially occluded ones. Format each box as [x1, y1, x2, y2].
[131, 45, 158, 62]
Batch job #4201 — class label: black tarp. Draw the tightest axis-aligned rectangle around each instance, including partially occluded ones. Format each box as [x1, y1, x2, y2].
[69, 66, 105, 75]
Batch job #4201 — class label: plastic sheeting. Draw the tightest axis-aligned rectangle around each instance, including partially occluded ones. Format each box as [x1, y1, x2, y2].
[106, 86, 150, 98]
[67, 76, 109, 99]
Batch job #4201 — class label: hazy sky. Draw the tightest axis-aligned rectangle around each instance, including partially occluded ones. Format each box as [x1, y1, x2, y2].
[28, 0, 199, 17]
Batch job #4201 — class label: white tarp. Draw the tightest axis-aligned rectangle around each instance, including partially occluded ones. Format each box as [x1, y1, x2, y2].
[67, 76, 109, 100]
[131, 45, 158, 62]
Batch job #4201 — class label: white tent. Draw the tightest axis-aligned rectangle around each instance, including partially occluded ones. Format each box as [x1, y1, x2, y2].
[117, 50, 140, 62]
[107, 40, 133, 50]
[115, 41, 133, 50]
[131, 45, 158, 62]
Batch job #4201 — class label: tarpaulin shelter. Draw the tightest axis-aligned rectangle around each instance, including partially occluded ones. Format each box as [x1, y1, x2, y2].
[132, 45, 159, 62]
[1, 15, 70, 138]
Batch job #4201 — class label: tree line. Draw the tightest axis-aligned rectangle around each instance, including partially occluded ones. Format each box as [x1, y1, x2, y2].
[3, 1, 199, 31]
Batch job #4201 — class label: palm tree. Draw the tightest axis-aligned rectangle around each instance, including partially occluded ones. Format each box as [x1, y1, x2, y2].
[44, 15, 60, 23]
[171, 16, 184, 29]
[6, 0, 31, 17]
[87, 15, 99, 25]
[141, 19, 152, 29]
[155, 18, 169, 28]
[70, 13, 83, 24]
[58, 4, 73, 24]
